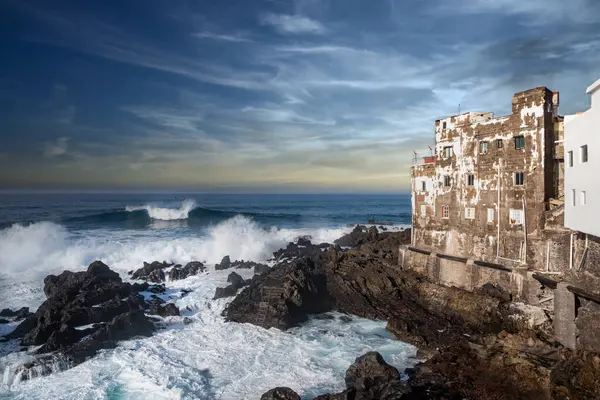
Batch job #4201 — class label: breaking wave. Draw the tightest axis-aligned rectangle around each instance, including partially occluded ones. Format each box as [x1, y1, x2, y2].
[125, 199, 197, 220]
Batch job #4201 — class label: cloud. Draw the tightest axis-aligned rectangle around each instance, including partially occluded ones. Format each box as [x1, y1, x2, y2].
[192, 31, 253, 43]
[259, 13, 326, 34]
[43, 137, 70, 158]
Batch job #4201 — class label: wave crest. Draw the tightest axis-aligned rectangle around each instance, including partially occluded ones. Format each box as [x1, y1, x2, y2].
[125, 199, 197, 220]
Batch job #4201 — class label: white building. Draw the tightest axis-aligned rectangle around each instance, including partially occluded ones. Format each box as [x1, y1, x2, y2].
[564, 78, 600, 237]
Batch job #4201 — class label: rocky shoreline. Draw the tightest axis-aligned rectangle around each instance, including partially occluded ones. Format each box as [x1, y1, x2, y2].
[2, 225, 599, 398]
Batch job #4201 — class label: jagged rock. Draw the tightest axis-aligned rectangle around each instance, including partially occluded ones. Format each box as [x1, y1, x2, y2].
[0, 318, 9, 324]
[170, 261, 205, 280]
[147, 269, 165, 283]
[183, 317, 193, 325]
[254, 263, 271, 275]
[260, 387, 301, 400]
[215, 256, 232, 270]
[345, 352, 401, 389]
[223, 258, 333, 329]
[272, 239, 329, 261]
[334, 225, 378, 248]
[149, 303, 180, 317]
[146, 284, 166, 294]
[131, 261, 172, 281]
[227, 271, 245, 286]
[2, 261, 158, 381]
[0, 307, 33, 320]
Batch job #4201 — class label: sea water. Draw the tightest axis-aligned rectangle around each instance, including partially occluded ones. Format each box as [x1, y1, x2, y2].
[0, 192, 415, 399]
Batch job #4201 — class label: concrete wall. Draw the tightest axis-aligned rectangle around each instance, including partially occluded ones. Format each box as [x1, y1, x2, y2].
[564, 79, 600, 237]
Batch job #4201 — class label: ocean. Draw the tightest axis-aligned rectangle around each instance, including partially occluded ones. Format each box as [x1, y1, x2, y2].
[0, 192, 415, 399]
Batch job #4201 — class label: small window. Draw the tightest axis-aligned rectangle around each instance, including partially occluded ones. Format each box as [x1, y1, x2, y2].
[443, 146, 453, 158]
[581, 191, 586, 205]
[487, 208, 494, 223]
[444, 175, 451, 186]
[509, 209, 524, 225]
[442, 121, 447, 129]
[442, 205, 449, 219]
[514, 172, 524, 186]
[496, 139, 503, 149]
[467, 174, 474, 186]
[581, 145, 588, 163]
[421, 205, 427, 216]
[480, 141, 488, 154]
[571, 189, 576, 206]
[568, 151, 573, 167]
[465, 207, 475, 220]
[421, 181, 426, 191]
[514, 136, 525, 150]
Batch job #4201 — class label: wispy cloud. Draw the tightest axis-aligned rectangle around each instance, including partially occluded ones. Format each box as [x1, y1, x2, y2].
[259, 13, 326, 34]
[192, 31, 253, 43]
[43, 137, 70, 158]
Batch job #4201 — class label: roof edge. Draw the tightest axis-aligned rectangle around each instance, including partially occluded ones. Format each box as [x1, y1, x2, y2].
[586, 78, 600, 95]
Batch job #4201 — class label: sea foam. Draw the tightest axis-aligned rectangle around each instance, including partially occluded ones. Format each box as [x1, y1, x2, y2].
[125, 199, 197, 220]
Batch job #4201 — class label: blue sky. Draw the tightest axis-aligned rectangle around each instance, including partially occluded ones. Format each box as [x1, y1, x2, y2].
[0, 0, 598, 192]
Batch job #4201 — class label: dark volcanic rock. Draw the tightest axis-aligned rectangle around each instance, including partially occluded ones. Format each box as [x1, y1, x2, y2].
[345, 352, 401, 389]
[223, 258, 334, 329]
[272, 239, 330, 261]
[215, 255, 232, 270]
[3, 261, 160, 381]
[333, 225, 378, 248]
[131, 261, 172, 281]
[170, 261, 205, 280]
[146, 284, 166, 294]
[254, 263, 271, 275]
[149, 302, 180, 317]
[476, 283, 512, 302]
[0, 307, 32, 320]
[227, 271, 245, 286]
[0, 318, 9, 324]
[260, 387, 301, 400]
[147, 269, 165, 283]
[213, 273, 252, 300]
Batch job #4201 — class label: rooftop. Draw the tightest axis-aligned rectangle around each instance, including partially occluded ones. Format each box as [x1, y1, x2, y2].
[586, 78, 600, 95]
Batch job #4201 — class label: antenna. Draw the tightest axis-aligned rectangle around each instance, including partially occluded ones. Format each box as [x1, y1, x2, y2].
[428, 145, 433, 156]
[458, 103, 461, 114]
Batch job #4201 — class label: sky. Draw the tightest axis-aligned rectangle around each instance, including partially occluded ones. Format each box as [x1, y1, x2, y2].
[0, 0, 599, 193]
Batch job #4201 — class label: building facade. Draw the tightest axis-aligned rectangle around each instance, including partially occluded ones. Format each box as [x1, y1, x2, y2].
[564, 79, 600, 238]
[411, 87, 563, 268]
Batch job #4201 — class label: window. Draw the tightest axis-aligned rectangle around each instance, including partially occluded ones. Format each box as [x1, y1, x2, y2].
[568, 151, 573, 167]
[571, 189, 576, 206]
[421, 181, 426, 191]
[467, 174, 475, 186]
[581, 145, 588, 163]
[420, 205, 427, 216]
[442, 205, 449, 219]
[444, 175, 451, 186]
[514, 172, 524, 186]
[581, 191, 587, 206]
[509, 209, 524, 226]
[465, 207, 475, 220]
[487, 208, 494, 223]
[514, 135, 525, 150]
[442, 121, 447, 129]
[480, 141, 488, 154]
[496, 139, 503, 149]
[443, 146, 453, 158]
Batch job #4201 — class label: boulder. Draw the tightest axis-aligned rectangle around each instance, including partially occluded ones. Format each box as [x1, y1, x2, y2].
[149, 303, 180, 317]
[254, 263, 271, 275]
[227, 271, 245, 286]
[170, 261, 205, 281]
[260, 387, 301, 400]
[147, 269, 165, 283]
[272, 240, 330, 261]
[345, 352, 401, 390]
[131, 261, 172, 281]
[0, 307, 32, 320]
[215, 256, 232, 270]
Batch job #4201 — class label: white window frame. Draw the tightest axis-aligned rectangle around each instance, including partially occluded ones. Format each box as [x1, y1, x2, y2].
[480, 141, 488, 154]
[487, 208, 494, 223]
[514, 171, 524, 186]
[581, 191, 586, 205]
[443, 146, 453, 159]
[420, 204, 427, 216]
[514, 135, 525, 150]
[465, 207, 475, 220]
[509, 209, 524, 226]
[442, 205, 449, 219]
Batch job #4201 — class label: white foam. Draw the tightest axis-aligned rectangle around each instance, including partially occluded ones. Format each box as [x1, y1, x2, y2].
[1, 268, 417, 398]
[125, 199, 197, 220]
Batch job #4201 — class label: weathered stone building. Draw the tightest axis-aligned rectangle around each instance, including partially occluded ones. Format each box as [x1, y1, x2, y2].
[411, 87, 564, 269]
